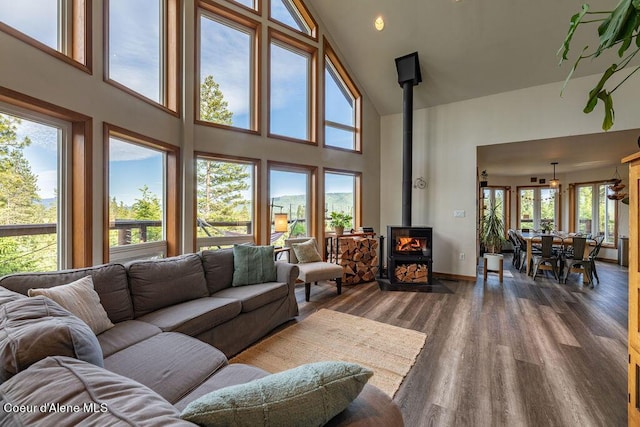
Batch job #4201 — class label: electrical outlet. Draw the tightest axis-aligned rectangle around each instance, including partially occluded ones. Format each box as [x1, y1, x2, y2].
[454, 210, 465, 218]
[459, 252, 465, 260]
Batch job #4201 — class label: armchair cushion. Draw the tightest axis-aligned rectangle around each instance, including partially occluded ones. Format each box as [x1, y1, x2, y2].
[291, 238, 322, 263]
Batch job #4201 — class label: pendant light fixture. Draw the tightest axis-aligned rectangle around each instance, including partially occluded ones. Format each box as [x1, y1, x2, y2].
[549, 162, 560, 188]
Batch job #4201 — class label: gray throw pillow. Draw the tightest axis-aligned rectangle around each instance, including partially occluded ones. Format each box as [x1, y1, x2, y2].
[0, 296, 104, 384]
[232, 245, 277, 286]
[180, 361, 372, 427]
[291, 239, 322, 263]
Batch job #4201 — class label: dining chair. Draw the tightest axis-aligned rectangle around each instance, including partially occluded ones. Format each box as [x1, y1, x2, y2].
[508, 229, 521, 268]
[587, 235, 605, 285]
[532, 235, 559, 280]
[561, 236, 591, 285]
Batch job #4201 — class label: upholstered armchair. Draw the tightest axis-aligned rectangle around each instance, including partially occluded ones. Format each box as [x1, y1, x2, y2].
[285, 237, 343, 302]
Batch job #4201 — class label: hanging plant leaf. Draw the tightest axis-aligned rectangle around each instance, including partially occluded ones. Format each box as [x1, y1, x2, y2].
[584, 63, 617, 113]
[558, 4, 590, 62]
[598, 90, 615, 130]
[596, 0, 634, 54]
[617, 12, 639, 56]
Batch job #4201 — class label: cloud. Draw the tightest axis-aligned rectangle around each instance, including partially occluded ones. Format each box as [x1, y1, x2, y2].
[36, 169, 57, 199]
[0, 1, 58, 48]
[109, 138, 161, 162]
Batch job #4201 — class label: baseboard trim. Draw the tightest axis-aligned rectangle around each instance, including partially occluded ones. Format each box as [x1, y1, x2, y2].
[433, 272, 476, 282]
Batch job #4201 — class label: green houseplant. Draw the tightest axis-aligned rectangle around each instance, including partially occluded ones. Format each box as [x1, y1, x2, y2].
[481, 203, 506, 270]
[329, 212, 353, 235]
[559, 0, 640, 130]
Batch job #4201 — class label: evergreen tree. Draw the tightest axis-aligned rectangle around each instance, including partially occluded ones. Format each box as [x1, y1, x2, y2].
[0, 114, 42, 274]
[132, 185, 162, 242]
[200, 75, 234, 125]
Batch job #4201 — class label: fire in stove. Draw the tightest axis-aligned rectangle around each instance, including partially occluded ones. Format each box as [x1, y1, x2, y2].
[396, 237, 427, 252]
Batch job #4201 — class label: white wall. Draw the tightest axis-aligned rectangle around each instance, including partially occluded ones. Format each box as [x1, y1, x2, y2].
[0, 0, 380, 264]
[380, 74, 640, 277]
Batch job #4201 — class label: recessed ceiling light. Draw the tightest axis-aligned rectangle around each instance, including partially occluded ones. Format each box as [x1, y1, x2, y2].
[374, 16, 384, 31]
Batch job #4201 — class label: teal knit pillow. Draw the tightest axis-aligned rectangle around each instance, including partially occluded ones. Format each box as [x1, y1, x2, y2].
[180, 361, 373, 427]
[232, 245, 277, 286]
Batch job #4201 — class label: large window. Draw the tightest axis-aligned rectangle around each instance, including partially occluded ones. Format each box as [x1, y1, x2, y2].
[324, 170, 360, 232]
[269, 0, 316, 37]
[106, 0, 179, 111]
[517, 186, 558, 231]
[0, 108, 70, 275]
[324, 41, 361, 152]
[195, 154, 259, 250]
[0, 0, 90, 70]
[574, 182, 617, 245]
[197, 5, 258, 131]
[268, 162, 316, 245]
[105, 125, 179, 262]
[269, 30, 316, 143]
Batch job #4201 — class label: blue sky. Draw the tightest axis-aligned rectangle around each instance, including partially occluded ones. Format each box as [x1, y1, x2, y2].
[1, 0, 355, 205]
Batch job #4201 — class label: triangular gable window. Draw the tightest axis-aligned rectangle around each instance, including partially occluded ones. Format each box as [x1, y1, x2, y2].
[270, 0, 316, 37]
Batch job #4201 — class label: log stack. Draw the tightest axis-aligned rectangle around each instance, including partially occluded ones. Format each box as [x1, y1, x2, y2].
[335, 237, 379, 285]
[394, 263, 428, 283]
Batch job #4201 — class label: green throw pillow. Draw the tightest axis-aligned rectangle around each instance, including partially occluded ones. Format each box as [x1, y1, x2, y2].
[232, 245, 277, 286]
[180, 361, 373, 427]
[291, 239, 322, 263]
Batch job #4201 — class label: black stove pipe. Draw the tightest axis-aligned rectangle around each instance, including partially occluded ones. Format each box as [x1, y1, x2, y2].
[401, 81, 413, 227]
[394, 52, 422, 227]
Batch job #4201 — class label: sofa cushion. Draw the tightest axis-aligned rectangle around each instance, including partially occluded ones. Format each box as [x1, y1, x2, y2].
[200, 248, 234, 293]
[137, 297, 241, 336]
[0, 286, 25, 306]
[232, 245, 277, 286]
[127, 254, 209, 317]
[0, 263, 133, 323]
[0, 297, 103, 383]
[28, 276, 114, 335]
[0, 356, 192, 426]
[214, 282, 288, 313]
[291, 238, 323, 263]
[180, 361, 373, 427]
[97, 320, 162, 358]
[175, 363, 269, 411]
[297, 261, 344, 283]
[104, 332, 228, 404]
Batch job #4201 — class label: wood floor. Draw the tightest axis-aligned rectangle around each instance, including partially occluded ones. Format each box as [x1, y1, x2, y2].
[294, 256, 628, 426]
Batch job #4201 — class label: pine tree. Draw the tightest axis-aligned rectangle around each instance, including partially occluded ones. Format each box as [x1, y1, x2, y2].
[200, 75, 234, 125]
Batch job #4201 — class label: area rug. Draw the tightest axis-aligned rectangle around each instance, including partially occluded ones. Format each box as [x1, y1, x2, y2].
[230, 308, 427, 397]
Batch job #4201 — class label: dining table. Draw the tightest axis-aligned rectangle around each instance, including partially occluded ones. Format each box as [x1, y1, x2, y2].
[517, 231, 593, 277]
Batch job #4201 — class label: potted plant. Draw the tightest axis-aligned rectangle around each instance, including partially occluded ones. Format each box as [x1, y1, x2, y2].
[329, 211, 353, 236]
[481, 202, 506, 271]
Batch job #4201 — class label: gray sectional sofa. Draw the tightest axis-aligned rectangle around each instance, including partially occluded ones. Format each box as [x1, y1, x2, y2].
[0, 249, 404, 426]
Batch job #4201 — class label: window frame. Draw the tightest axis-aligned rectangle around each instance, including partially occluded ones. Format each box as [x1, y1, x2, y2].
[193, 152, 261, 250]
[516, 185, 560, 231]
[0, 86, 92, 267]
[103, 0, 180, 115]
[196, 1, 261, 134]
[267, 28, 317, 145]
[323, 38, 362, 153]
[267, 160, 317, 242]
[103, 123, 180, 263]
[480, 186, 510, 238]
[322, 168, 361, 245]
[570, 180, 618, 247]
[0, 0, 91, 73]
[267, 0, 317, 41]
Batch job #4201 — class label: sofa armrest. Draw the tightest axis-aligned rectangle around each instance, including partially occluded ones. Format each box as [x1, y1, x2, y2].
[276, 261, 299, 287]
[276, 261, 299, 317]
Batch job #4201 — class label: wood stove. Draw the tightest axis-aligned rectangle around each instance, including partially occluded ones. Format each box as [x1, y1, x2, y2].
[386, 226, 432, 285]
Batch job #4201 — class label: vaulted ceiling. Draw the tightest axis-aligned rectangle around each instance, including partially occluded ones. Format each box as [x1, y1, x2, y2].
[307, 0, 638, 176]
[307, 0, 619, 116]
